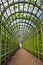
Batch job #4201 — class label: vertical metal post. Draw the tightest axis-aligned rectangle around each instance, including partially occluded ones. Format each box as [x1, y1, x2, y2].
[41, 27, 43, 60]
[5, 29, 6, 63]
[36, 29, 39, 59]
[34, 34, 35, 55]
[0, 23, 1, 65]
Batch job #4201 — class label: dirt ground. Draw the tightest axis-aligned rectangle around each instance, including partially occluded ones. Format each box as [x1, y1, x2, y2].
[7, 48, 43, 65]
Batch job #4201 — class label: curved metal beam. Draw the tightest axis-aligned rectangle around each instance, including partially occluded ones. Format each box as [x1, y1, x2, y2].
[2, 11, 42, 29]
[11, 23, 32, 31]
[8, 18, 37, 26]
[1, 1, 43, 20]
[11, 22, 36, 33]
[10, 21, 36, 29]
[3, 11, 41, 22]
[2, 11, 41, 22]
[13, 26, 30, 33]
[1, 17, 36, 37]
[2, 23, 15, 38]
[2, 17, 36, 27]
[2, 12, 39, 27]
[6, 17, 40, 29]
[13, 25, 33, 34]
[13, 27, 31, 40]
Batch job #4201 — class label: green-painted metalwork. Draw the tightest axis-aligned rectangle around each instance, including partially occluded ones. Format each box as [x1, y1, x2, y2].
[0, 0, 43, 65]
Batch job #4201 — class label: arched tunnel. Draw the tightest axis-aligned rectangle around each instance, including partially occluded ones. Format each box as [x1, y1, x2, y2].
[0, 0, 43, 65]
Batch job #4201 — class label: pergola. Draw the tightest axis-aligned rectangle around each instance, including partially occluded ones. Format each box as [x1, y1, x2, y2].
[0, 1, 43, 64]
[0, 0, 43, 42]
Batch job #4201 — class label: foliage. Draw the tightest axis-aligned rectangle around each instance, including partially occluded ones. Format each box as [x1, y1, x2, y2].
[0, 25, 19, 65]
[23, 28, 43, 61]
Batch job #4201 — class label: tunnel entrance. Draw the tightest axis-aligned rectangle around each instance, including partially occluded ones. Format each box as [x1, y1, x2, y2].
[0, 0, 43, 65]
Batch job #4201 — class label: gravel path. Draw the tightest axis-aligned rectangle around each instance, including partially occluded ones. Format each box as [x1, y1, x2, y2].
[7, 48, 43, 65]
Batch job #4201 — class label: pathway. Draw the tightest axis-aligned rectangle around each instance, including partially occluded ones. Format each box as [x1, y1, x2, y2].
[7, 48, 43, 65]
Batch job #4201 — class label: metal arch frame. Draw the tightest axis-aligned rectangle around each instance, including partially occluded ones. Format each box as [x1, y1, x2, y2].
[1, 10, 37, 32]
[1, 14, 39, 34]
[13, 30, 30, 39]
[3, 12, 41, 24]
[1, 1, 43, 30]
[7, 18, 37, 27]
[1, 11, 42, 22]
[10, 20, 36, 29]
[13, 25, 30, 33]
[5, 19, 35, 35]
[7, 16, 40, 28]
[3, 11, 37, 19]
[9, 25, 32, 37]
[5, 16, 40, 31]
[1, 14, 40, 38]
[4, 17, 36, 33]
[9, 22, 33, 32]
[1, 16, 34, 37]
[2, 17, 36, 38]
[13, 25, 33, 35]
[1, 1, 43, 21]
[14, 27, 31, 42]
[1, 11, 42, 28]
[2, 23, 15, 38]
[13, 27, 34, 41]
[10, 21, 36, 34]
[1, 0, 43, 40]
[2, 12, 41, 29]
